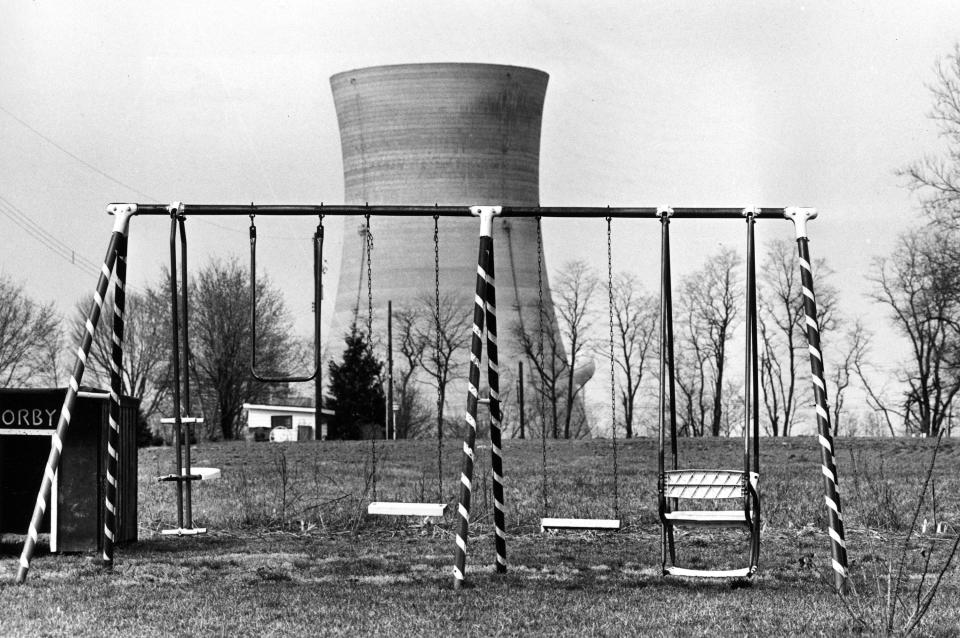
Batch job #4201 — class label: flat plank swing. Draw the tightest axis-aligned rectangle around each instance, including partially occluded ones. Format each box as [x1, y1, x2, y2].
[362, 215, 448, 520]
[540, 518, 621, 531]
[536, 217, 622, 533]
[367, 502, 447, 517]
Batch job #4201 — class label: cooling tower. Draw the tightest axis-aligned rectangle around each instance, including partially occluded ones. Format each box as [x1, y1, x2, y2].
[329, 63, 580, 427]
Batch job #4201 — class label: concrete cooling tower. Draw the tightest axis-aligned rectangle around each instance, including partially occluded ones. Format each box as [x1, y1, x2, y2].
[329, 63, 581, 428]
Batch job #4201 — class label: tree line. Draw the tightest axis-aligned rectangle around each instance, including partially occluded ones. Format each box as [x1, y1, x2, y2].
[4, 45, 960, 440]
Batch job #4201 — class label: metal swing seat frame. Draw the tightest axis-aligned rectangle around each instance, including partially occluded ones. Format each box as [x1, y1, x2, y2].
[657, 207, 762, 579]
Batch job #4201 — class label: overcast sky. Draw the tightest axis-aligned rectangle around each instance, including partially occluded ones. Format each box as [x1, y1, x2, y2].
[3, 1, 960, 414]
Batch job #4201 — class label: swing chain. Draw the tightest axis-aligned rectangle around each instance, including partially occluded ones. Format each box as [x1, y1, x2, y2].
[535, 217, 548, 514]
[433, 214, 443, 501]
[364, 213, 373, 337]
[606, 216, 620, 519]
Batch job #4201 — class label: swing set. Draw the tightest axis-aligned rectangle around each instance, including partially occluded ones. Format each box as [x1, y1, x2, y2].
[10, 202, 847, 595]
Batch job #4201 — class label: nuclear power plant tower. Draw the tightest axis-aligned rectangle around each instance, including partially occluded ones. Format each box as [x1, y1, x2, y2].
[329, 63, 580, 426]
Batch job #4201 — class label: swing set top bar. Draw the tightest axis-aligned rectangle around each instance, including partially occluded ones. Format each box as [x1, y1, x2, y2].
[108, 203, 806, 220]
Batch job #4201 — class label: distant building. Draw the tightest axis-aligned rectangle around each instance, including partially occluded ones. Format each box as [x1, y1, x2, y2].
[242, 403, 333, 442]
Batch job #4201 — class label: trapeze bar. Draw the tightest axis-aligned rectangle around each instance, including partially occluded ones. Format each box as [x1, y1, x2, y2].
[107, 203, 800, 220]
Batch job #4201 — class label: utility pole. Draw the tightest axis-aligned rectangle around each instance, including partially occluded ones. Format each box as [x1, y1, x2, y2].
[518, 361, 525, 439]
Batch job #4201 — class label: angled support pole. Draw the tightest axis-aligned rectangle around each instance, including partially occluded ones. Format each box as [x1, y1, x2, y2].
[103, 218, 129, 566]
[16, 204, 135, 584]
[453, 205, 505, 590]
[785, 206, 850, 593]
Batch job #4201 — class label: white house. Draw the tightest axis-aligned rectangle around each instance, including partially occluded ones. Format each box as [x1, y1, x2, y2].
[242, 403, 334, 442]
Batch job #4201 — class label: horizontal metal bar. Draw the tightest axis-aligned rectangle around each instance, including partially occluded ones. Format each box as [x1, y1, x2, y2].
[108, 203, 797, 220]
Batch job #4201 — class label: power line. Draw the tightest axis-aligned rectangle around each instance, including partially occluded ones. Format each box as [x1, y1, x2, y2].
[0, 194, 141, 294]
[0, 196, 100, 276]
[0, 104, 159, 202]
[0, 103, 306, 239]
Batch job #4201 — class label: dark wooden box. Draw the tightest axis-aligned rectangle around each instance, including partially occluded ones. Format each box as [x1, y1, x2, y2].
[0, 388, 138, 552]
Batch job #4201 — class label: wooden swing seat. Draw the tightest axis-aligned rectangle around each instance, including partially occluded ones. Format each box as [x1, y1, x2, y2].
[367, 502, 447, 517]
[664, 566, 753, 578]
[540, 518, 621, 531]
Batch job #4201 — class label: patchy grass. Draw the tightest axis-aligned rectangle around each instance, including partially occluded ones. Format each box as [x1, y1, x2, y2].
[1, 436, 959, 636]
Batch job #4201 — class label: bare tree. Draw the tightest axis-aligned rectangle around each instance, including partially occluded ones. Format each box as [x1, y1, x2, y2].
[515, 301, 564, 439]
[901, 43, 960, 225]
[757, 239, 838, 436]
[0, 275, 61, 387]
[392, 305, 431, 438]
[74, 285, 171, 421]
[828, 319, 870, 436]
[189, 257, 302, 439]
[867, 225, 960, 437]
[608, 272, 658, 438]
[719, 378, 745, 438]
[674, 248, 742, 437]
[553, 260, 598, 439]
[515, 261, 596, 439]
[418, 291, 469, 440]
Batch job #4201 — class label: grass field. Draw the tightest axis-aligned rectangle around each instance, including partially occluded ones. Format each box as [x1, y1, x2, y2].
[2, 436, 959, 636]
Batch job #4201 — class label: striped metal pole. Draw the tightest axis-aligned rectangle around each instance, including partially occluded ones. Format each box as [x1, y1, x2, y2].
[177, 215, 195, 528]
[16, 205, 135, 584]
[453, 206, 500, 589]
[103, 231, 128, 565]
[480, 219, 507, 574]
[168, 214, 185, 530]
[785, 207, 849, 593]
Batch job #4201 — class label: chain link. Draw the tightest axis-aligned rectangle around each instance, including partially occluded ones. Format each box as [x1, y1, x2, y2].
[364, 214, 373, 337]
[606, 216, 620, 518]
[535, 217, 548, 514]
[433, 214, 443, 500]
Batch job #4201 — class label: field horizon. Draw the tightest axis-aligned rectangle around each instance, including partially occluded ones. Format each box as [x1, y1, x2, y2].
[1, 436, 958, 636]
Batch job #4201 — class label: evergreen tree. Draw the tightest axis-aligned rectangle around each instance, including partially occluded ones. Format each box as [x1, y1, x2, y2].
[327, 327, 385, 439]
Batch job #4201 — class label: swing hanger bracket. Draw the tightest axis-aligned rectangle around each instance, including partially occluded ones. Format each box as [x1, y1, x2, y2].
[657, 205, 674, 219]
[470, 205, 502, 237]
[106, 203, 137, 235]
[784, 207, 818, 239]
